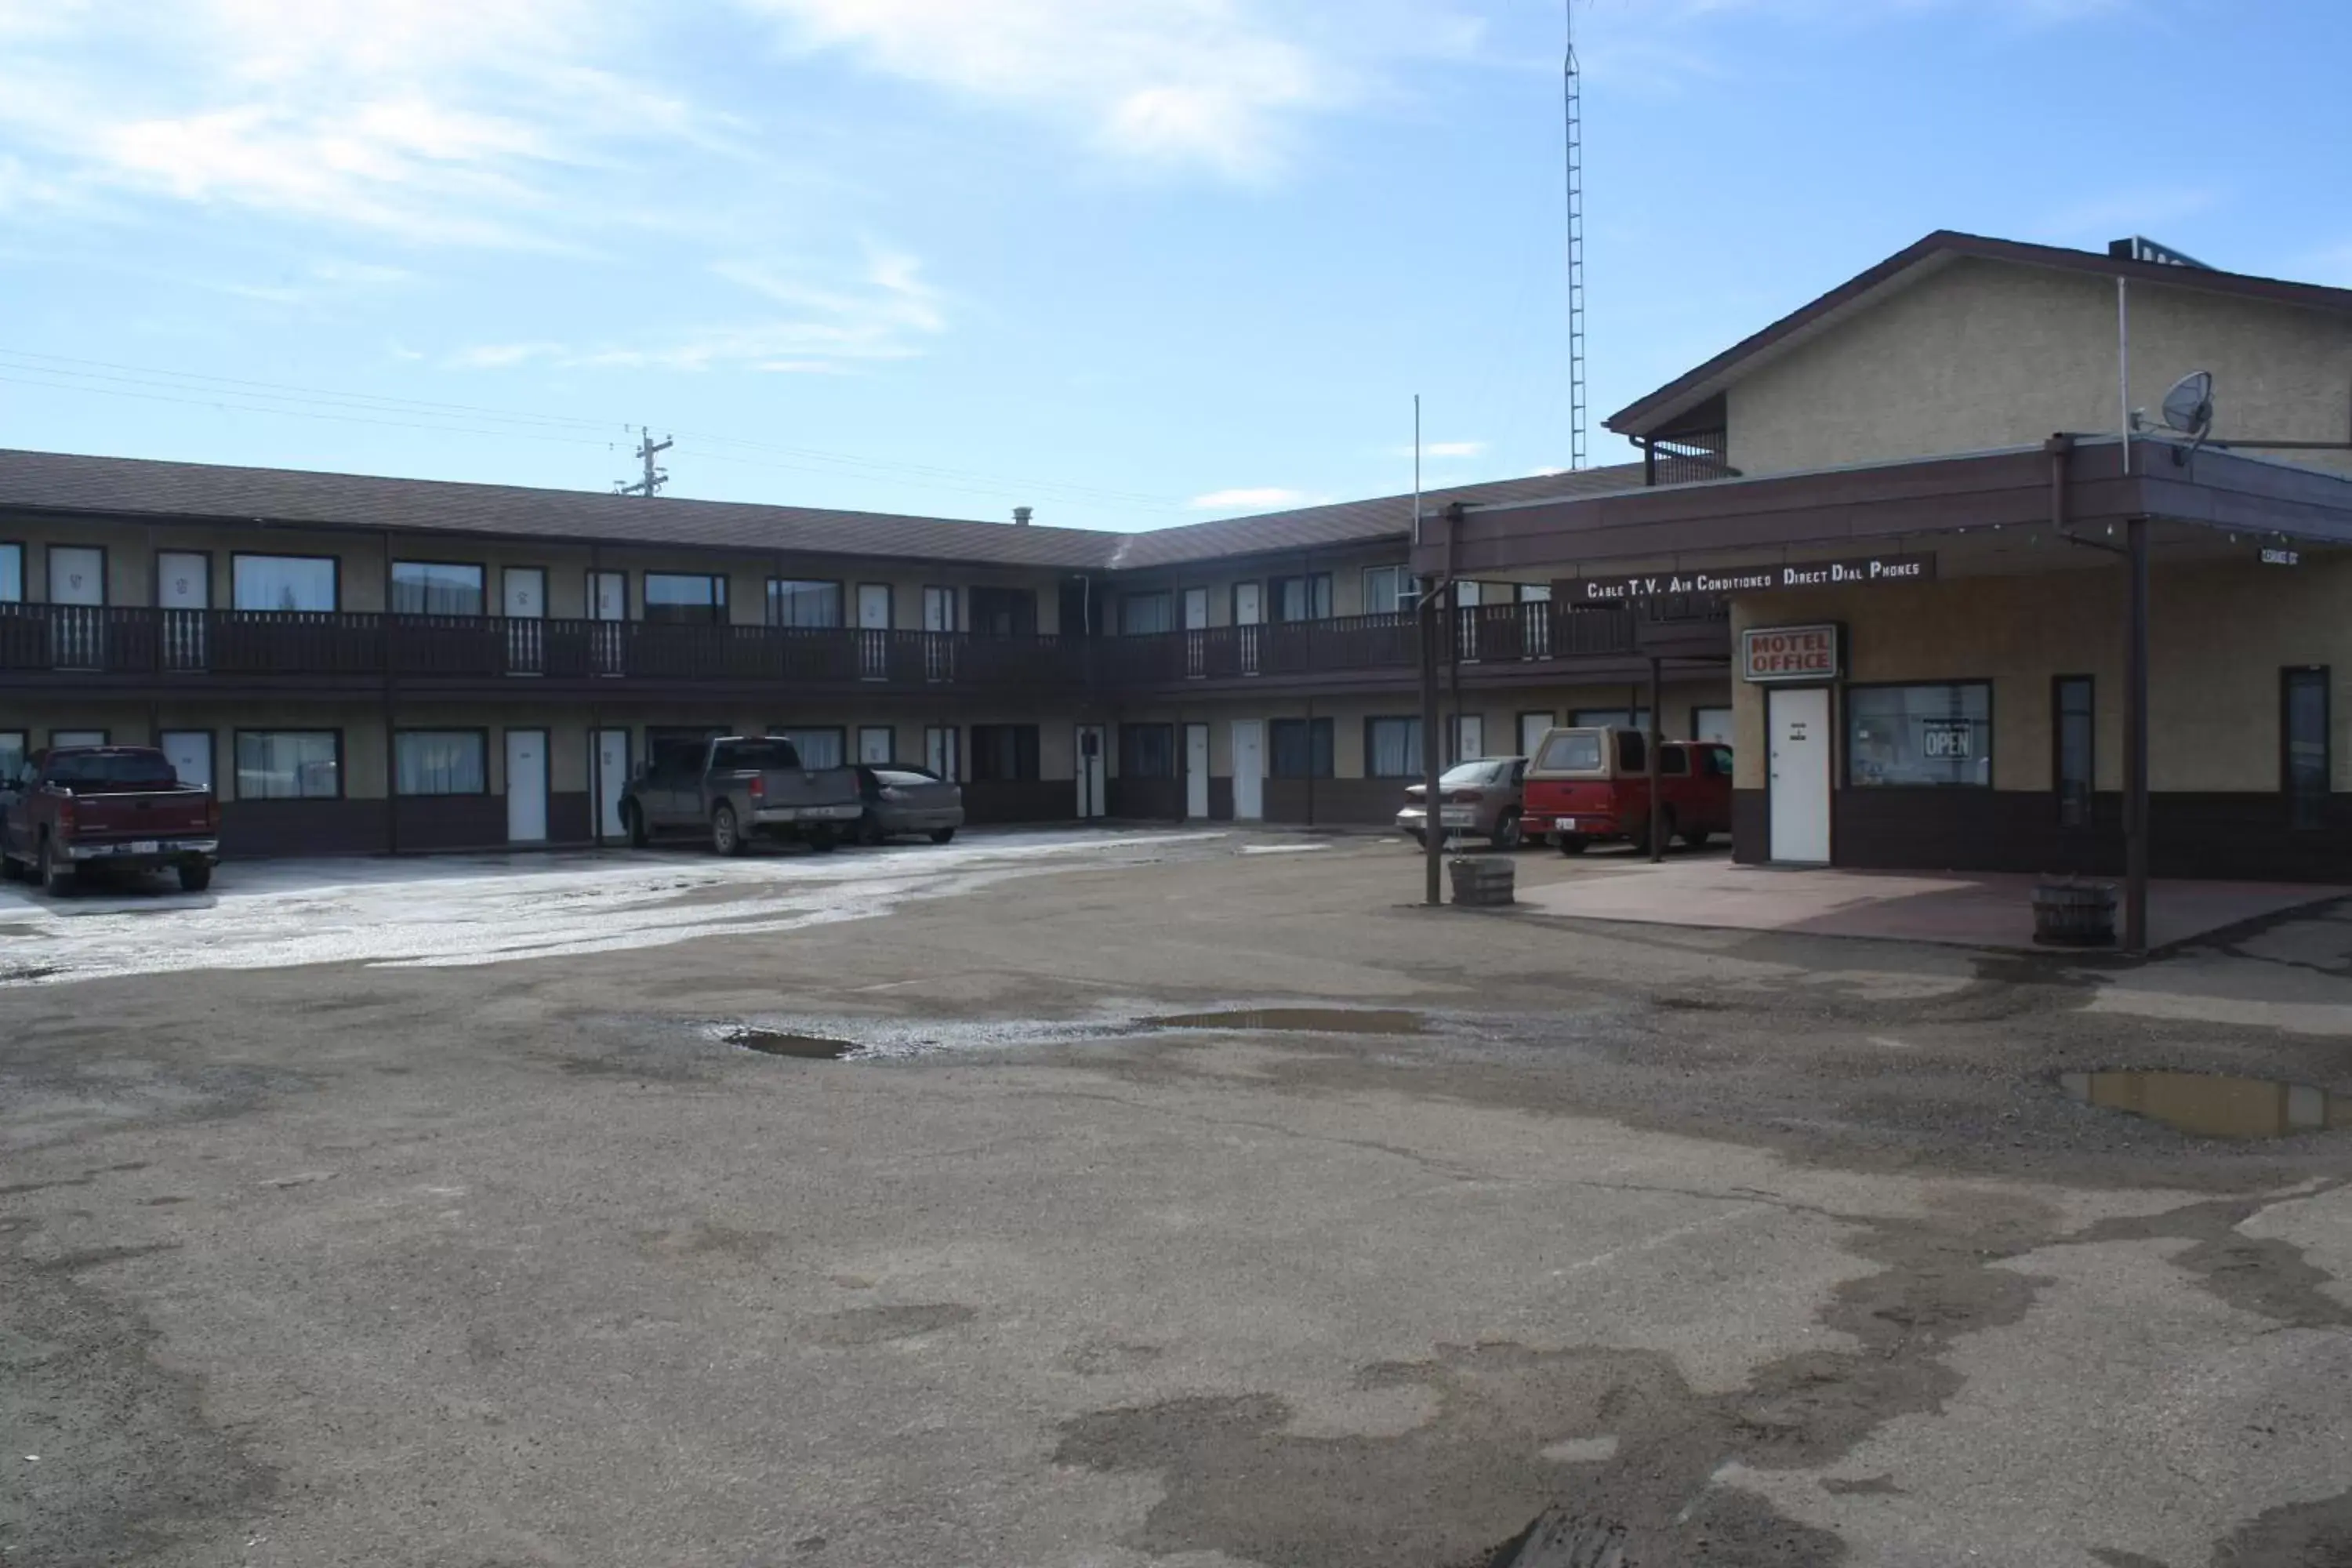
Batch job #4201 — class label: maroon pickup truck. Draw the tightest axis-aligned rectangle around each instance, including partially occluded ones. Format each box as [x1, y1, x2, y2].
[0, 746, 220, 895]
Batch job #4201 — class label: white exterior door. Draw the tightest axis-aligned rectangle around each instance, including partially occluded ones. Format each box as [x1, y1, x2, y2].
[1183, 586, 1210, 678]
[49, 545, 104, 669]
[1454, 579, 1482, 663]
[156, 550, 209, 670]
[1076, 725, 1106, 818]
[926, 725, 960, 782]
[859, 726, 895, 764]
[1767, 686, 1831, 864]
[506, 730, 549, 844]
[594, 728, 630, 840]
[160, 730, 213, 792]
[503, 567, 546, 675]
[1233, 583, 1262, 676]
[922, 586, 956, 633]
[1519, 712, 1553, 757]
[1454, 714, 1484, 764]
[858, 583, 892, 679]
[1185, 723, 1210, 818]
[1231, 720, 1264, 821]
[588, 571, 626, 677]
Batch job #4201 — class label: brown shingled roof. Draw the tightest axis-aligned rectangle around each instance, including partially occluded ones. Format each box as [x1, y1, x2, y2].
[0, 447, 1647, 575]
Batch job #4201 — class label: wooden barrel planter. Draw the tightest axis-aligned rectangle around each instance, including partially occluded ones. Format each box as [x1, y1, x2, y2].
[1450, 855, 1516, 908]
[2032, 880, 2117, 946]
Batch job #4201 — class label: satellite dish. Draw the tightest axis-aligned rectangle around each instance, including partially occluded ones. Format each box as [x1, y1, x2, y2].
[2161, 370, 2213, 437]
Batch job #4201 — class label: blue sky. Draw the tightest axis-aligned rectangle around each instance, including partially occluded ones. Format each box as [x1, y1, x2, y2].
[2, 0, 2346, 532]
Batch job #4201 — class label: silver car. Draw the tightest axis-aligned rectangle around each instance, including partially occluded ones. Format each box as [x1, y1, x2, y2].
[853, 765, 965, 846]
[1396, 757, 1529, 850]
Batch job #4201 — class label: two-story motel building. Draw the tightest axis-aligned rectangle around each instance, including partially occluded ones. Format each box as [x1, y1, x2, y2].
[6, 230, 2351, 891]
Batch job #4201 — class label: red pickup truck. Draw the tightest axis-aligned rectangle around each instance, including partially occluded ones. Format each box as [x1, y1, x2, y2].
[1523, 727, 1733, 855]
[0, 746, 220, 895]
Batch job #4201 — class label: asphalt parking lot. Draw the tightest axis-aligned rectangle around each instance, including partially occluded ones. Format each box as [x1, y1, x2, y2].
[5, 828, 2352, 1567]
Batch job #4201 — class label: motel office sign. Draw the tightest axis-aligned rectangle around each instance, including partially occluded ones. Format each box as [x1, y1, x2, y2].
[1563, 551, 1936, 605]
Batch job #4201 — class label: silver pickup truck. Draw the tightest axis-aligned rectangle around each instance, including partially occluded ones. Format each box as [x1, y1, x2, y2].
[618, 736, 864, 855]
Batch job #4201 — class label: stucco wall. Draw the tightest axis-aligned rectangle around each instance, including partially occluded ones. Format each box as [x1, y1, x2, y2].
[1726, 259, 2352, 479]
[1728, 556, 2352, 793]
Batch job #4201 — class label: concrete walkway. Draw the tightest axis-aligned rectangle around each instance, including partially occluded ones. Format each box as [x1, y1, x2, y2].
[1512, 852, 2348, 951]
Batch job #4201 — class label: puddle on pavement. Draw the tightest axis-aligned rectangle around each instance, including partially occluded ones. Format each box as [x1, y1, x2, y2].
[1147, 1007, 1428, 1036]
[725, 1027, 858, 1060]
[2060, 1069, 2349, 1139]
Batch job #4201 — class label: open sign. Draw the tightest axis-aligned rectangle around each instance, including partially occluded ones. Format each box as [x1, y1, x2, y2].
[1920, 720, 1974, 760]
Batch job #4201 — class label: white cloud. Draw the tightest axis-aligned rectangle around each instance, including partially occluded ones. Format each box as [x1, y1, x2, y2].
[1189, 486, 1310, 510]
[452, 247, 947, 373]
[737, 0, 1485, 179]
[1395, 439, 1487, 459]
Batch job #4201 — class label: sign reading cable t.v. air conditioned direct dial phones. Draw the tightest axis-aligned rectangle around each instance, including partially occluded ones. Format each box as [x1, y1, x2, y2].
[1563, 551, 1935, 605]
[1741, 625, 1842, 684]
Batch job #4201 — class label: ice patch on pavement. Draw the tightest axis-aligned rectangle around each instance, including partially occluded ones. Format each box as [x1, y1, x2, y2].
[0, 831, 1220, 986]
[1238, 843, 1330, 855]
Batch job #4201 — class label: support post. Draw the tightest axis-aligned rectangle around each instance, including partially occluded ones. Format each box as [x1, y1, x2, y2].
[1420, 588, 1443, 906]
[1646, 655, 1664, 863]
[2124, 516, 2151, 953]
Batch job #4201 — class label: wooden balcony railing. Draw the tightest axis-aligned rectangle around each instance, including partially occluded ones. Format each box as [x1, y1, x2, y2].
[0, 604, 1085, 691]
[0, 595, 1727, 694]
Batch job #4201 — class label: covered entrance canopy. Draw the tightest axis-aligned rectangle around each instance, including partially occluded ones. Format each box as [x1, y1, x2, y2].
[1410, 437, 2352, 952]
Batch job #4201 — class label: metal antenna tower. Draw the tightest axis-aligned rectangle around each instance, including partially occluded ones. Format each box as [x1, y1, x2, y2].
[1564, 0, 1588, 470]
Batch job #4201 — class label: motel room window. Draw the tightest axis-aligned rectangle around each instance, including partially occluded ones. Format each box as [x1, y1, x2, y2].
[232, 554, 337, 612]
[1365, 717, 1424, 779]
[1271, 718, 1334, 779]
[2055, 677, 2095, 826]
[767, 579, 843, 629]
[2284, 667, 2331, 831]
[1692, 706, 1733, 745]
[1847, 683, 1992, 788]
[1363, 566, 1415, 616]
[236, 731, 340, 799]
[394, 731, 488, 796]
[642, 573, 728, 625]
[390, 561, 485, 616]
[0, 731, 25, 784]
[1120, 723, 1176, 780]
[968, 586, 1037, 638]
[970, 724, 1040, 782]
[768, 728, 846, 770]
[0, 543, 22, 602]
[1269, 573, 1333, 623]
[1120, 591, 1173, 637]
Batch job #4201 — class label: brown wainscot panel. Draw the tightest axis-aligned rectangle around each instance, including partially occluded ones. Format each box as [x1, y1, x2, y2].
[1263, 778, 1398, 827]
[1830, 789, 2352, 883]
[1107, 778, 1184, 821]
[220, 798, 390, 858]
[1732, 789, 1769, 865]
[393, 795, 510, 853]
[549, 792, 593, 846]
[962, 779, 1073, 826]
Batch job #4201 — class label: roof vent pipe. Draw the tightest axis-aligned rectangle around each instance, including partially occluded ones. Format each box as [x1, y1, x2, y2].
[1013, 506, 1033, 526]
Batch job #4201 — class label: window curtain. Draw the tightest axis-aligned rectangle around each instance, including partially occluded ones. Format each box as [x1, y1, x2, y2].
[768, 581, 843, 628]
[233, 557, 336, 612]
[1121, 593, 1173, 636]
[775, 728, 844, 769]
[0, 544, 21, 602]
[1368, 717, 1421, 778]
[391, 564, 485, 615]
[237, 732, 339, 799]
[395, 732, 486, 796]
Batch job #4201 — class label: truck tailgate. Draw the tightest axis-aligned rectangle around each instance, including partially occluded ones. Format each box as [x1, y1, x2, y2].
[67, 789, 214, 840]
[753, 767, 863, 811]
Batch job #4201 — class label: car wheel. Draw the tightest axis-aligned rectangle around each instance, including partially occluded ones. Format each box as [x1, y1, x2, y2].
[621, 801, 648, 849]
[178, 862, 213, 894]
[928, 827, 956, 845]
[1491, 810, 1523, 851]
[1557, 834, 1588, 857]
[806, 826, 840, 855]
[38, 837, 72, 896]
[856, 811, 886, 847]
[710, 804, 743, 857]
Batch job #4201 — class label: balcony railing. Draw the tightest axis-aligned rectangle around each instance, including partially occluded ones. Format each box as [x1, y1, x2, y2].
[1100, 597, 1727, 687]
[0, 604, 1083, 691]
[0, 596, 1726, 693]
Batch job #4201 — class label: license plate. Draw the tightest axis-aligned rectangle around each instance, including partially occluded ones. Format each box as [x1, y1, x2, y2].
[1439, 810, 1474, 827]
[129, 840, 160, 855]
[1554, 818, 1577, 833]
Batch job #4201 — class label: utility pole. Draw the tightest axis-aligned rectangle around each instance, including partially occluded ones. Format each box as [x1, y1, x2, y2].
[614, 426, 673, 497]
